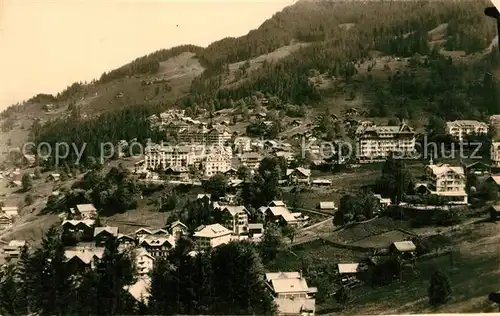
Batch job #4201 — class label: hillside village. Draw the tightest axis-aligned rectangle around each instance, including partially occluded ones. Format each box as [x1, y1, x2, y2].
[1, 103, 500, 314]
[2, 0, 500, 315]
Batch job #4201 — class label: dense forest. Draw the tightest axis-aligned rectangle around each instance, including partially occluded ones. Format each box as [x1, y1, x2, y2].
[0, 225, 279, 315]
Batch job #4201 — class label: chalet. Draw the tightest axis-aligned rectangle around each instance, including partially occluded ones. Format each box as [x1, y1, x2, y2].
[197, 194, 211, 203]
[239, 152, 262, 170]
[425, 163, 468, 205]
[220, 206, 249, 235]
[224, 167, 239, 180]
[62, 220, 95, 241]
[490, 204, 500, 221]
[139, 236, 176, 258]
[193, 224, 232, 249]
[0, 213, 13, 230]
[117, 234, 136, 250]
[265, 272, 316, 316]
[465, 161, 490, 175]
[151, 228, 169, 236]
[75, 204, 97, 220]
[164, 166, 190, 182]
[135, 228, 153, 240]
[261, 206, 304, 227]
[169, 221, 188, 239]
[286, 167, 311, 185]
[93, 226, 119, 246]
[64, 247, 105, 272]
[337, 263, 361, 286]
[135, 248, 155, 275]
[389, 241, 416, 259]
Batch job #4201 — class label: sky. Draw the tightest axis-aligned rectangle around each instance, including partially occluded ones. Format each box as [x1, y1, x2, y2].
[0, 0, 295, 110]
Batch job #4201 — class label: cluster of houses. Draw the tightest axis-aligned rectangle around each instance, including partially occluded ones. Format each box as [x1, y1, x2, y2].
[334, 240, 417, 288]
[55, 201, 317, 311]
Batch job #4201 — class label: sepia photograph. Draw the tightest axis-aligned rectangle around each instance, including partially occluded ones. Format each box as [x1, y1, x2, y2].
[1, 0, 500, 314]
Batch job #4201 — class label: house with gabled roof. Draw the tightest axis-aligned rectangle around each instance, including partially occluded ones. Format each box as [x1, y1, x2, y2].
[465, 161, 490, 175]
[197, 194, 211, 203]
[75, 204, 97, 220]
[265, 271, 317, 316]
[139, 236, 176, 258]
[93, 226, 119, 246]
[389, 241, 416, 259]
[220, 206, 249, 235]
[64, 247, 105, 272]
[425, 163, 468, 205]
[117, 234, 136, 250]
[135, 228, 153, 240]
[0, 213, 13, 230]
[169, 221, 188, 239]
[62, 219, 95, 241]
[193, 223, 232, 249]
[260, 205, 306, 227]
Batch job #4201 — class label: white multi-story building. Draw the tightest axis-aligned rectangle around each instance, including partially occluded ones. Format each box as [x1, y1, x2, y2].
[202, 153, 232, 177]
[355, 122, 416, 163]
[492, 142, 500, 168]
[193, 224, 232, 249]
[178, 126, 231, 146]
[445, 120, 488, 141]
[425, 163, 467, 204]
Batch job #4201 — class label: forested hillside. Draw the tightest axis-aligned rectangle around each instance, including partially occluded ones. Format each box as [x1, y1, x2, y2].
[187, 0, 500, 118]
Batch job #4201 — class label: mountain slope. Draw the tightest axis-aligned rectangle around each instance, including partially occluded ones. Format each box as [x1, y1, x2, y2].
[1, 0, 500, 163]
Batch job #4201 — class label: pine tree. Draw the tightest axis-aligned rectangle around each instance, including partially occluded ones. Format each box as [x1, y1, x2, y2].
[428, 270, 452, 306]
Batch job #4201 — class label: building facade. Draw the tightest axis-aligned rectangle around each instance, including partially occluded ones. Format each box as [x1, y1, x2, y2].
[445, 120, 488, 141]
[425, 163, 468, 204]
[355, 123, 416, 163]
